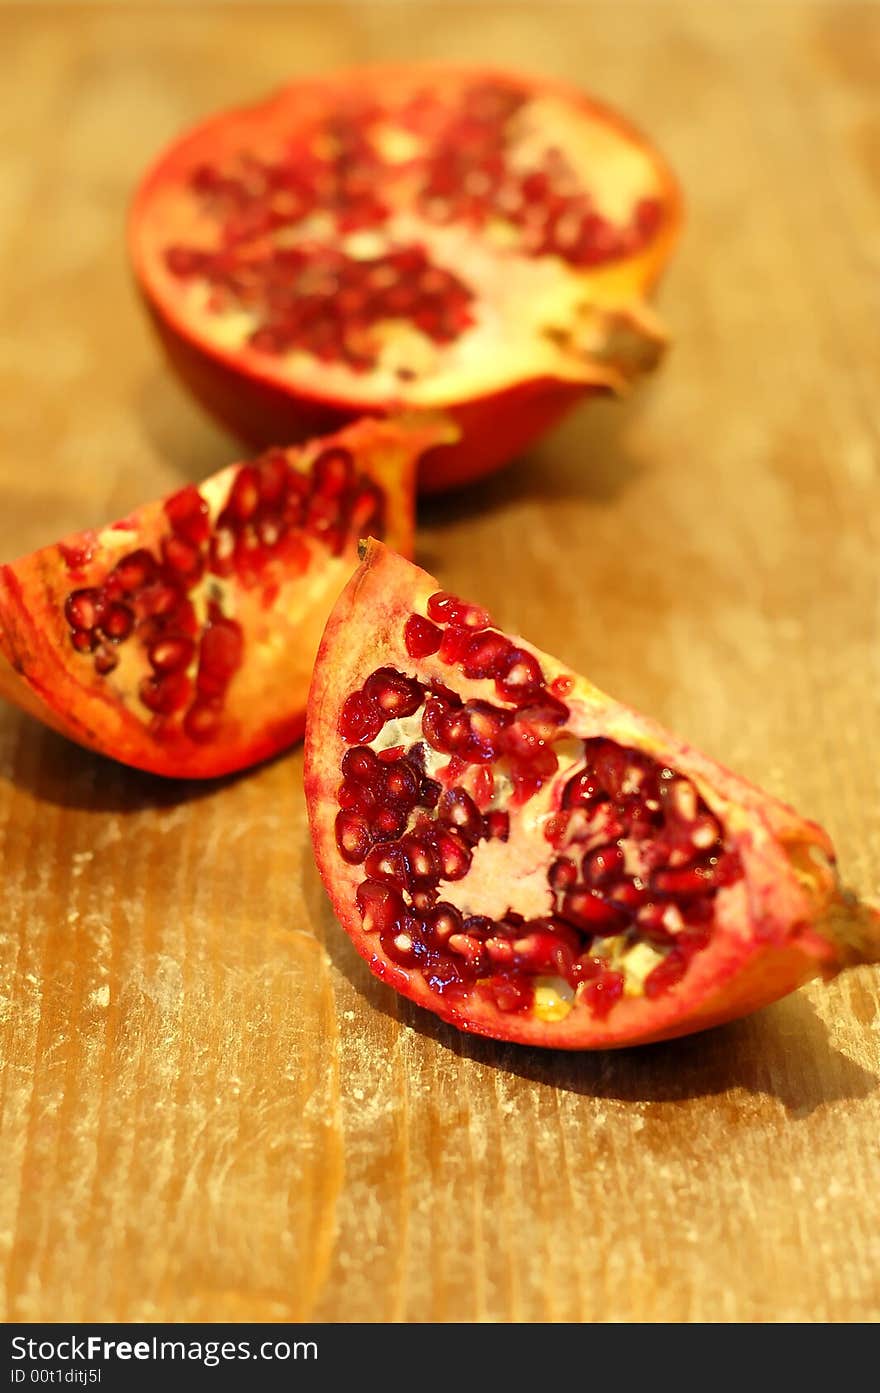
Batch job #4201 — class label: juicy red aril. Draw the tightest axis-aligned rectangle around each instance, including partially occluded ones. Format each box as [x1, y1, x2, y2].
[462, 631, 513, 679]
[339, 691, 385, 744]
[108, 549, 157, 594]
[357, 880, 405, 935]
[404, 613, 442, 658]
[336, 811, 373, 864]
[164, 485, 210, 544]
[149, 635, 196, 673]
[139, 671, 192, 716]
[363, 667, 423, 718]
[99, 603, 135, 642]
[427, 591, 491, 630]
[65, 588, 104, 632]
[495, 647, 544, 702]
[197, 617, 244, 696]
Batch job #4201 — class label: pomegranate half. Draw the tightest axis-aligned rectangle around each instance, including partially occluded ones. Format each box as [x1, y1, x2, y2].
[305, 542, 880, 1049]
[129, 65, 681, 494]
[0, 417, 447, 778]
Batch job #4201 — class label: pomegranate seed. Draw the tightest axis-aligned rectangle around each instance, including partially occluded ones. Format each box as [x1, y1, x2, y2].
[356, 880, 405, 934]
[71, 629, 99, 653]
[65, 588, 104, 632]
[341, 745, 380, 781]
[93, 646, 118, 676]
[581, 971, 625, 1018]
[495, 648, 545, 703]
[336, 811, 374, 864]
[162, 535, 203, 580]
[437, 787, 484, 842]
[462, 631, 513, 679]
[427, 591, 491, 630]
[183, 699, 223, 743]
[164, 485, 210, 544]
[583, 844, 625, 886]
[436, 828, 472, 880]
[99, 602, 134, 642]
[312, 447, 354, 497]
[438, 625, 472, 665]
[363, 666, 423, 718]
[108, 549, 157, 594]
[404, 613, 442, 658]
[644, 949, 688, 999]
[228, 465, 260, 521]
[338, 691, 385, 744]
[485, 810, 510, 841]
[364, 842, 411, 888]
[197, 617, 244, 695]
[256, 451, 290, 505]
[560, 889, 627, 935]
[139, 671, 192, 715]
[149, 635, 196, 673]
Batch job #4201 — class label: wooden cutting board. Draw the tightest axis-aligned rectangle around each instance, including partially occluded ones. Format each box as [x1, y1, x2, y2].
[1, 0, 878, 1323]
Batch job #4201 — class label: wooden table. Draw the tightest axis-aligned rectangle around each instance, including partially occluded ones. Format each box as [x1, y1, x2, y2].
[1, 1, 878, 1324]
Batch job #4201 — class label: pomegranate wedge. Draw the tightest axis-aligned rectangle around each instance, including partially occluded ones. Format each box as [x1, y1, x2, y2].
[130, 64, 681, 493]
[0, 417, 448, 778]
[305, 542, 880, 1049]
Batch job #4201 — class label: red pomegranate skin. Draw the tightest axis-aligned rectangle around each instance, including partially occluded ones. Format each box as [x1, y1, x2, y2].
[305, 541, 880, 1050]
[129, 64, 681, 494]
[0, 416, 451, 778]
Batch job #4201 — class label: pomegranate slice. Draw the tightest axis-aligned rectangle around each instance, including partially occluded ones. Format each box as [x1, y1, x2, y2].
[305, 542, 880, 1049]
[0, 417, 447, 778]
[129, 65, 681, 494]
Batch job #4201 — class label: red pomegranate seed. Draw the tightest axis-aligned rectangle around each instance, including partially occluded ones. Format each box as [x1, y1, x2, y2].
[372, 805, 408, 839]
[581, 971, 625, 1018]
[341, 745, 380, 781]
[312, 447, 354, 497]
[183, 699, 223, 743]
[162, 535, 203, 580]
[644, 949, 688, 999]
[197, 617, 244, 695]
[227, 465, 260, 521]
[382, 758, 419, 805]
[549, 857, 578, 891]
[335, 811, 374, 864]
[436, 828, 472, 880]
[437, 786, 484, 842]
[651, 865, 714, 898]
[583, 844, 625, 886]
[438, 624, 473, 665]
[99, 602, 134, 642]
[495, 647, 544, 702]
[404, 612, 442, 658]
[364, 842, 411, 888]
[462, 631, 513, 679]
[426, 591, 491, 630]
[71, 630, 99, 653]
[562, 769, 602, 808]
[149, 635, 196, 673]
[138, 670, 192, 715]
[108, 548, 157, 594]
[363, 666, 423, 718]
[356, 879, 405, 934]
[485, 810, 510, 841]
[65, 588, 104, 632]
[338, 691, 385, 744]
[93, 646, 118, 675]
[560, 889, 627, 935]
[164, 484, 210, 544]
[256, 451, 290, 505]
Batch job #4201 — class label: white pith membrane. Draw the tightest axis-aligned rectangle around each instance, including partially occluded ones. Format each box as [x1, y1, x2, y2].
[139, 76, 670, 406]
[335, 606, 745, 1027]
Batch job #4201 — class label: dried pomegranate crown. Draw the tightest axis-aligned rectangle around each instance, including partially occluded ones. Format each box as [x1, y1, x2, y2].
[130, 65, 681, 491]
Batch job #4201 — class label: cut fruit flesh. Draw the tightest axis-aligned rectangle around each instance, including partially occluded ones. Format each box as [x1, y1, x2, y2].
[0, 417, 448, 778]
[130, 65, 681, 492]
[305, 541, 880, 1049]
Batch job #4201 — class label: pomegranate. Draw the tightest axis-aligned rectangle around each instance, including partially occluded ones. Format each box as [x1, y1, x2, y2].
[305, 542, 880, 1049]
[0, 417, 447, 778]
[129, 65, 681, 493]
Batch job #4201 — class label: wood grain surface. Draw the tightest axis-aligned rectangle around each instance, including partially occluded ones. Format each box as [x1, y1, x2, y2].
[1, 0, 879, 1324]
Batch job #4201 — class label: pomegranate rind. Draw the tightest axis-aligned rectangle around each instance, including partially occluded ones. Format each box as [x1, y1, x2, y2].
[129, 64, 682, 493]
[305, 541, 879, 1049]
[0, 417, 449, 778]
